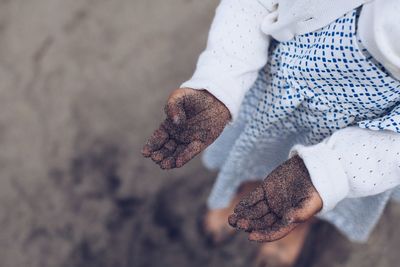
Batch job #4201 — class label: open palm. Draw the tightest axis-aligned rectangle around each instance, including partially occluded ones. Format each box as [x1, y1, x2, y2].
[229, 156, 323, 242]
[142, 88, 230, 169]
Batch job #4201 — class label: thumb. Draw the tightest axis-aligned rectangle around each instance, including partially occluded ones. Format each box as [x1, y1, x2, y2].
[284, 191, 322, 223]
[165, 91, 187, 125]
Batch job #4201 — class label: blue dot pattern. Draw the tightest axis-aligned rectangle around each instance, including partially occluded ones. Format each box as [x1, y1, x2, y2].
[248, 11, 400, 143]
[205, 9, 400, 216]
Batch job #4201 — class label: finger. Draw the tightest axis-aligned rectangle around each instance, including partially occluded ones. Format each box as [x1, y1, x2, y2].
[284, 191, 322, 223]
[246, 187, 265, 206]
[142, 125, 169, 157]
[234, 201, 269, 220]
[228, 213, 239, 227]
[236, 213, 277, 232]
[158, 144, 185, 170]
[248, 222, 298, 242]
[159, 157, 176, 169]
[175, 141, 203, 168]
[165, 94, 186, 125]
[151, 147, 169, 162]
[173, 144, 186, 156]
[151, 140, 178, 162]
[236, 187, 265, 210]
[164, 140, 177, 152]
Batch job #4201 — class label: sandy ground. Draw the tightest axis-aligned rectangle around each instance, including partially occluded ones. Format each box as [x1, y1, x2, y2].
[0, 0, 399, 266]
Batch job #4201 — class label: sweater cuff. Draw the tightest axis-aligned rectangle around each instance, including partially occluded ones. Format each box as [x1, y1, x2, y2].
[181, 79, 244, 121]
[289, 142, 350, 213]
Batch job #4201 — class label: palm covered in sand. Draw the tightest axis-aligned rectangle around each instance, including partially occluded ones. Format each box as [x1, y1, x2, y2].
[142, 88, 231, 169]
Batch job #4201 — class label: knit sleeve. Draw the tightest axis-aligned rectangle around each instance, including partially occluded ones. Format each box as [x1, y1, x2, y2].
[358, 0, 400, 81]
[181, 0, 271, 121]
[290, 127, 400, 213]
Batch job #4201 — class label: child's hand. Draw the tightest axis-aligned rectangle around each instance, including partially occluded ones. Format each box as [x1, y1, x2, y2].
[142, 88, 231, 169]
[228, 155, 322, 242]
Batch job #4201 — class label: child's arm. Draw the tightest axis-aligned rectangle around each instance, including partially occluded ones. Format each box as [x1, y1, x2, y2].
[143, 0, 272, 168]
[291, 127, 400, 212]
[181, 0, 272, 120]
[229, 127, 400, 242]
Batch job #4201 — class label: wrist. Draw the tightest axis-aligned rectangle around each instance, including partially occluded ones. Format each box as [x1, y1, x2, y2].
[180, 79, 241, 121]
[178, 87, 232, 122]
[289, 142, 349, 213]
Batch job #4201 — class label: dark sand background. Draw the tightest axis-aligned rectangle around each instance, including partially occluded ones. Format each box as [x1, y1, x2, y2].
[0, 0, 399, 266]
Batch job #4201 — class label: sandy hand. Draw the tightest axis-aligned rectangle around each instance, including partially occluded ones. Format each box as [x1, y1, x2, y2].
[229, 155, 322, 242]
[142, 88, 231, 169]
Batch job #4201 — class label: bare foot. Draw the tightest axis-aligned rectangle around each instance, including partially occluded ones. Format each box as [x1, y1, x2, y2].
[256, 220, 313, 267]
[203, 181, 260, 245]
